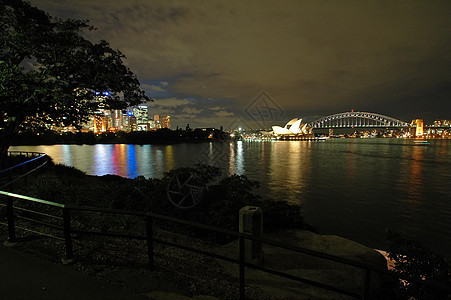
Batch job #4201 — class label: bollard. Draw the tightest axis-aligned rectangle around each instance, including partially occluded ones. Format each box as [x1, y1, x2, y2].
[239, 206, 263, 265]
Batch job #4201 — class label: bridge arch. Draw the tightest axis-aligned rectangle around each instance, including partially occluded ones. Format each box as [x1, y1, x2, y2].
[308, 111, 410, 129]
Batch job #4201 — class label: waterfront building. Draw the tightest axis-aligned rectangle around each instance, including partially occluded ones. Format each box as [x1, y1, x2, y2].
[272, 118, 312, 136]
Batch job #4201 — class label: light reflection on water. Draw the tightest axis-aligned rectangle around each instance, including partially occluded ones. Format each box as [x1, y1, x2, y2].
[10, 139, 451, 255]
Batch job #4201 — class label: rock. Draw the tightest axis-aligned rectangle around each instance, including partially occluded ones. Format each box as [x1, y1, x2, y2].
[215, 229, 388, 299]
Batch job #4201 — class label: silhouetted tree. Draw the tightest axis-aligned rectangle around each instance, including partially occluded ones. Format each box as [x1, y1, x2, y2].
[0, 0, 150, 168]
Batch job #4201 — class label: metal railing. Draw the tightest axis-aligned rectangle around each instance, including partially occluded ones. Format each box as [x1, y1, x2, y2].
[1, 190, 450, 299]
[0, 151, 49, 190]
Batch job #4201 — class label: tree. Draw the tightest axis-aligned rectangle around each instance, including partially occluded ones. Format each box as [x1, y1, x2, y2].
[386, 230, 450, 299]
[0, 0, 150, 168]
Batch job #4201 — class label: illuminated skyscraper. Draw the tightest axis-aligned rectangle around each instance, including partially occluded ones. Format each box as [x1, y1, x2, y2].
[133, 105, 149, 131]
[154, 115, 171, 129]
[161, 115, 171, 129]
[154, 114, 161, 129]
[133, 105, 149, 124]
[110, 109, 122, 131]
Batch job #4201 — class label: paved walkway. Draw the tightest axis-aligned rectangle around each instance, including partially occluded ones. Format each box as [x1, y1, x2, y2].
[0, 243, 148, 300]
[0, 243, 221, 300]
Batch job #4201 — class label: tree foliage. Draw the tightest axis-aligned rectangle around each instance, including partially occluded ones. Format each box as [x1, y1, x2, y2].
[386, 230, 450, 299]
[0, 0, 149, 167]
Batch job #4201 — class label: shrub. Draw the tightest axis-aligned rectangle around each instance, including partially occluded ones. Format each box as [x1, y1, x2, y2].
[386, 230, 451, 299]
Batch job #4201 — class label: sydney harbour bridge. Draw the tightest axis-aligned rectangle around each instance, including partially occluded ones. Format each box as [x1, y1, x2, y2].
[265, 111, 449, 137]
[307, 111, 410, 129]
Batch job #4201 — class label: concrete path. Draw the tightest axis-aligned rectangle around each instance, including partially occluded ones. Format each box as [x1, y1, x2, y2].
[0, 244, 147, 300]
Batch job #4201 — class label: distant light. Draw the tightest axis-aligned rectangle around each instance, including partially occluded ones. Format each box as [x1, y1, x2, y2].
[127, 111, 133, 116]
[103, 91, 110, 96]
[95, 91, 100, 95]
[239, 127, 242, 131]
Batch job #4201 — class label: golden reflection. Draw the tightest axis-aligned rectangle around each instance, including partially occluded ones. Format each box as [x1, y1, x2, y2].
[269, 141, 311, 203]
[61, 145, 73, 166]
[165, 145, 174, 171]
[112, 144, 127, 176]
[155, 147, 164, 175]
[407, 146, 424, 202]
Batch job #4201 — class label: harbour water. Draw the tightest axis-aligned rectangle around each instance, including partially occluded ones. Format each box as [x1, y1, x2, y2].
[11, 139, 451, 255]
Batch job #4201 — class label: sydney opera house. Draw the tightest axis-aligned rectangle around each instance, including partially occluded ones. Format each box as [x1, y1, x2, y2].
[271, 118, 313, 136]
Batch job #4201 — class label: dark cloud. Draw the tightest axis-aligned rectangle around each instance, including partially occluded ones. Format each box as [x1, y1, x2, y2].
[29, 0, 451, 128]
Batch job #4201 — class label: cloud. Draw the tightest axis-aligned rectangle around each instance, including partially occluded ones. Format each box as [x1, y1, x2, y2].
[152, 97, 191, 108]
[142, 84, 166, 93]
[215, 110, 234, 117]
[30, 0, 451, 126]
[182, 107, 203, 115]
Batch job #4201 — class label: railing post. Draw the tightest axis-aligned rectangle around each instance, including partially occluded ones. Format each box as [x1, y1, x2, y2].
[363, 268, 371, 299]
[145, 215, 155, 270]
[62, 207, 74, 264]
[239, 236, 245, 299]
[24, 162, 28, 186]
[5, 196, 16, 244]
[8, 169, 13, 191]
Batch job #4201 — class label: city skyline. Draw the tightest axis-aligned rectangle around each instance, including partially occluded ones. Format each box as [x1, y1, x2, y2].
[29, 0, 451, 128]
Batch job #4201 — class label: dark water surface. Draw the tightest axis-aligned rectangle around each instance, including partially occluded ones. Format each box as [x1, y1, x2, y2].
[11, 139, 451, 255]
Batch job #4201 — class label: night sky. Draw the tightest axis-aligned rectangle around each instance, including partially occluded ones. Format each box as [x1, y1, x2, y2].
[29, 0, 451, 129]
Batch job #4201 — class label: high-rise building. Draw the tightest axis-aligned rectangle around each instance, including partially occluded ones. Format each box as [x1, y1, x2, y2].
[161, 115, 171, 129]
[129, 115, 137, 131]
[132, 105, 149, 131]
[154, 115, 170, 129]
[154, 114, 161, 129]
[133, 106, 149, 124]
[110, 109, 122, 131]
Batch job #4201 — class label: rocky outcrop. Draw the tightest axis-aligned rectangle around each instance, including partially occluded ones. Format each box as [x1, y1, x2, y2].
[215, 229, 389, 299]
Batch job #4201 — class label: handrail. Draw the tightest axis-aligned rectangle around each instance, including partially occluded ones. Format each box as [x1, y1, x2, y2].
[0, 152, 47, 175]
[0, 152, 49, 190]
[0, 191, 65, 208]
[68, 204, 384, 272]
[0, 160, 49, 190]
[1, 191, 450, 299]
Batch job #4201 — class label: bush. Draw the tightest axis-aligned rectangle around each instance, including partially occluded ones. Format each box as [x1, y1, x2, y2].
[25, 163, 311, 243]
[386, 230, 451, 299]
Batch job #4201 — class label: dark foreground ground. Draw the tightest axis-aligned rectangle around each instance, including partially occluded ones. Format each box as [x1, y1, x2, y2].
[0, 243, 147, 300]
[0, 241, 225, 300]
